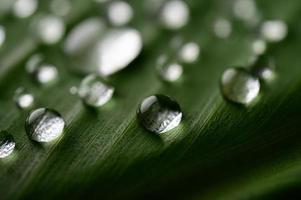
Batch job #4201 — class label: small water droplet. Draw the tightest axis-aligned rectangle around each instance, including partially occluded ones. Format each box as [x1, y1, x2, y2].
[137, 94, 182, 134]
[252, 39, 266, 55]
[178, 42, 200, 63]
[25, 108, 65, 142]
[213, 18, 232, 39]
[13, 0, 38, 18]
[0, 25, 6, 48]
[250, 55, 276, 82]
[108, 1, 133, 26]
[160, 0, 189, 30]
[156, 55, 183, 82]
[69, 86, 78, 95]
[33, 14, 65, 44]
[50, 0, 71, 17]
[78, 74, 114, 107]
[260, 20, 288, 43]
[14, 87, 34, 109]
[220, 67, 260, 105]
[0, 131, 15, 158]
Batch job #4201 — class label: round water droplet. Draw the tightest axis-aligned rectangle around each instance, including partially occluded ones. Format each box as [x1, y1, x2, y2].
[14, 87, 34, 109]
[160, 0, 189, 30]
[0, 131, 15, 158]
[260, 20, 288, 43]
[137, 94, 182, 134]
[156, 55, 183, 82]
[252, 39, 266, 55]
[233, 0, 258, 24]
[220, 67, 260, 105]
[250, 55, 275, 82]
[213, 18, 232, 39]
[0, 25, 6, 48]
[13, 0, 38, 18]
[25, 108, 65, 142]
[33, 14, 65, 44]
[178, 42, 200, 63]
[78, 74, 114, 107]
[69, 86, 78, 95]
[108, 1, 133, 26]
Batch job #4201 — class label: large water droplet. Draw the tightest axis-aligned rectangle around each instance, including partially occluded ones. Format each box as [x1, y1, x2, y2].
[137, 94, 182, 134]
[25, 108, 65, 142]
[156, 55, 183, 82]
[178, 42, 200, 63]
[160, 0, 189, 30]
[78, 74, 114, 107]
[14, 87, 34, 109]
[220, 67, 260, 105]
[13, 0, 38, 18]
[250, 55, 275, 82]
[0, 25, 5, 48]
[260, 20, 288, 43]
[0, 131, 15, 158]
[107, 1, 133, 26]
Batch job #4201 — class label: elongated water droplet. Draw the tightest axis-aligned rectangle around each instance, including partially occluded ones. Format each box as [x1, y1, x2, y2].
[108, 1, 133, 26]
[260, 20, 288, 43]
[250, 55, 275, 82]
[220, 67, 260, 105]
[0, 131, 15, 158]
[213, 18, 232, 39]
[178, 42, 200, 63]
[137, 94, 182, 134]
[14, 87, 34, 109]
[0, 25, 5, 48]
[25, 108, 65, 142]
[156, 55, 183, 82]
[160, 0, 189, 30]
[13, 0, 38, 18]
[78, 74, 114, 107]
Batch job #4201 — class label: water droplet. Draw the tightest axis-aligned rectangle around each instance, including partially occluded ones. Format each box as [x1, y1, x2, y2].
[13, 0, 38, 18]
[250, 55, 276, 82]
[33, 14, 65, 44]
[78, 74, 114, 107]
[14, 87, 34, 109]
[260, 20, 288, 43]
[108, 1, 133, 26]
[50, 0, 71, 17]
[233, 0, 258, 25]
[252, 39, 266, 55]
[25, 108, 65, 142]
[156, 55, 183, 82]
[213, 18, 232, 39]
[220, 67, 260, 105]
[0, 25, 6, 48]
[160, 0, 189, 30]
[137, 94, 182, 134]
[0, 131, 15, 158]
[178, 42, 200, 63]
[69, 86, 78, 95]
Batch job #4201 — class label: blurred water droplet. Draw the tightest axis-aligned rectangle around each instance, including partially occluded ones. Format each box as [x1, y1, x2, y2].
[213, 18, 232, 39]
[69, 86, 78, 95]
[260, 20, 288, 43]
[137, 94, 182, 134]
[13, 0, 37, 18]
[0, 25, 5, 48]
[250, 55, 276, 82]
[156, 55, 183, 82]
[233, 0, 259, 26]
[108, 1, 133, 26]
[25, 108, 65, 143]
[0, 131, 15, 158]
[78, 74, 114, 107]
[252, 39, 266, 55]
[178, 42, 200, 63]
[14, 87, 34, 109]
[33, 14, 65, 44]
[160, 0, 189, 30]
[50, 0, 71, 17]
[220, 67, 260, 105]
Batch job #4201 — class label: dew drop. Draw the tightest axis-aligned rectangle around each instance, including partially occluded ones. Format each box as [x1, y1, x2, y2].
[260, 20, 288, 43]
[14, 87, 34, 109]
[137, 94, 182, 134]
[252, 39, 266, 55]
[0, 25, 6, 48]
[178, 42, 200, 63]
[156, 55, 183, 82]
[78, 74, 114, 107]
[220, 67, 260, 105]
[0, 131, 15, 158]
[108, 1, 133, 26]
[250, 55, 275, 82]
[160, 0, 189, 30]
[25, 108, 65, 143]
[213, 18, 232, 39]
[13, 0, 38, 18]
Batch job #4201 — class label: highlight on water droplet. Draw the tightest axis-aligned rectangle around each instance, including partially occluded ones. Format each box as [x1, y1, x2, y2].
[250, 55, 276, 82]
[220, 67, 260, 105]
[50, 0, 71, 17]
[159, 0, 189, 30]
[14, 87, 34, 109]
[213, 18, 232, 39]
[156, 55, 183, 82]
[25, 108, 65, 143]
[0, 131, 15, 158]
[137, 94, 182, 134]
[251, 39, 266, 55]
[0, 25, 5, 48]
[107, 1, 133, 26]
[260, 20, 288, 43]
[13, 0, 38, 18]
[178, 42, 200, 63]
[78, 74, 114, 107]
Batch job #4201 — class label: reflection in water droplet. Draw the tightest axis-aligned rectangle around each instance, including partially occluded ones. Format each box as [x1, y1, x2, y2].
[220, 67, 260, 105]
[14, 87, 34, 109]
[260, 20, 288, 43]
[252, 39, 266, 55]
[250, 55, 275, 82]
[178, 42, 200, 63]
[34, 14, 65, 44]
[160, 0, 189, 30]
[50, 0, 71, 17]
[13, 0, 38, 18]
[0, 25, 5, 48]
[213, 18, 232, 39]
[0, 131, 15, 158]
[108, 1, 133, 26]
[137, 94, 182, 134]
[78, 74, 114, 107]
[156, 55, 183, 82]
[25, 108, 65, 142]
